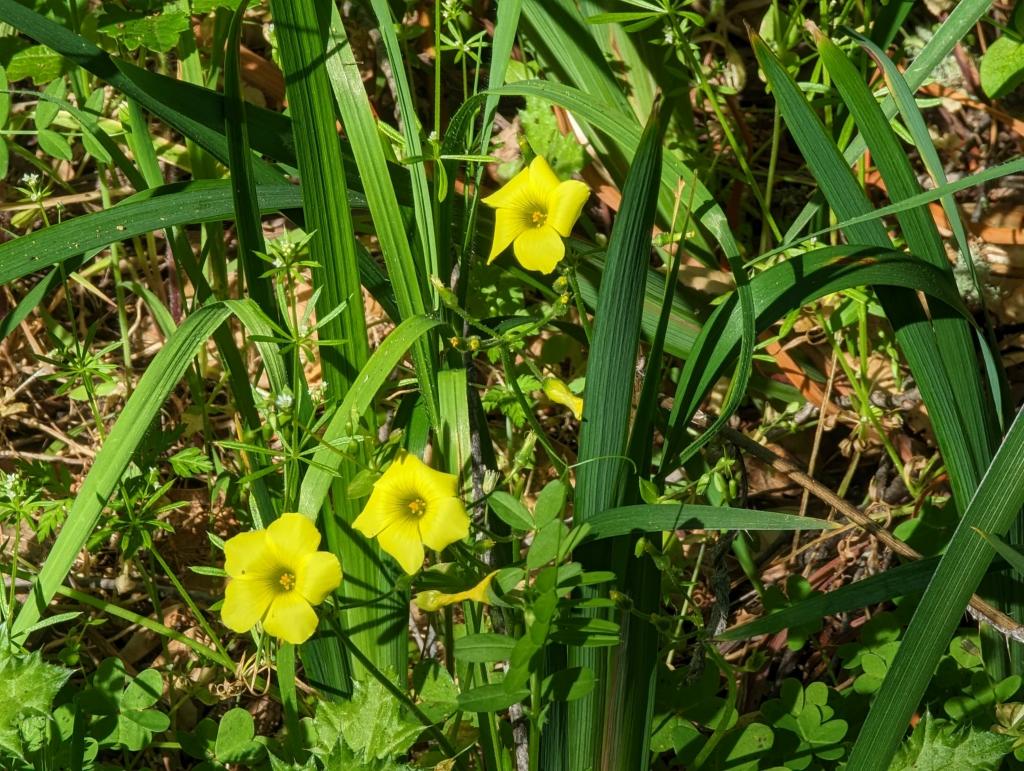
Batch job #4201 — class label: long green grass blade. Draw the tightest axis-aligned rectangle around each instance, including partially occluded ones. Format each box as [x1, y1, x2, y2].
[567, 101, 668, 771]
[719, 557, 940, 641]
[367, 0, 440, 288]
[13, 302, 233, 638]
[818, 27, 1024, 678]
[271, 0, 401, 686]
[324, 7, 438, 424]
[752, 35, 980, 513]
[852, 29, 1011, 428]
[298, 316, 447, 517]
[816, 31, 994, 476]
[585, 506, 836, 541]
[223, 0, 275, 320]
[848, 406, 1024, 769]
[0, 180, 400, 317]
[789, 0, 996, 235]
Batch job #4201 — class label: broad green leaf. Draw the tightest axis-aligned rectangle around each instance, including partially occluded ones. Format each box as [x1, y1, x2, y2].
[36, 128, 72, 161]
[458, 684, 529, 713]
[98, 2, 190, 52]
[0, 644, 71, 759]
[455, 633, 517, 663]
[6, 44, 67, 84]
[543, 667, 596, 703]
[889, 712, 1013, 771]
[488, 492, 534, 531]
[316, 678, 423, 763]
[980, 34, 1024, 99]
[33, 77, 63, 128]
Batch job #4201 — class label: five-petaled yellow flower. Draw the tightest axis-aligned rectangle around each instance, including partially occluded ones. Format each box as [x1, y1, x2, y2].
[414, 571, 498, 612]
[542, 377, 584, 420]
[221, 513, 342, 645]
[482, 156, 590, 274]
[353, 452, 470, 575]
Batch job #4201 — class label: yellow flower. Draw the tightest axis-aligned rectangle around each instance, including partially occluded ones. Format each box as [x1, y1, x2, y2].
[543, 377, 584, 420]
[482, 156, 590, 274]
[414, 571, 498, 612]
[221, 513, 342, 645]
[353, 452, 470, 575]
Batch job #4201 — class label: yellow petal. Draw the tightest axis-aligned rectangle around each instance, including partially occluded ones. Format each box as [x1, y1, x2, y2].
[409, 454, 460, 502]
[546, 180, 590, 237]
[527, 156, 561, 201]
[354, 483, 405, 538]
[221, 577, 274, 634]
[488, 207, 532, 263]
[513, 225, 565, 274]
[377, 517, 426, 575]
[263, 592, 319, 645]
[481, 165, 533, 209]
[419, 496, 470, 552]
[543, 378, 584, 420]
[266, 513, 321, 567]
[295, 551, 342, 605]
[224, 530, 278, 581]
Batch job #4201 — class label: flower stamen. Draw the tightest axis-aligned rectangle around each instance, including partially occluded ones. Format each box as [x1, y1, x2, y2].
[278, 572, 296, 591]
[408, 498, 427, 517]
[531, 210, 546, 227]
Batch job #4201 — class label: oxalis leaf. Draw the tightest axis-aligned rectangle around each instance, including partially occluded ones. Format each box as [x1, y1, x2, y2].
[0, 642, 72, 760]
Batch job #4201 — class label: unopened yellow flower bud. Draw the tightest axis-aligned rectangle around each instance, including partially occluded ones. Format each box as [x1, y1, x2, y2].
[542, 378, 584, 420]
[414, 571, 498, 612]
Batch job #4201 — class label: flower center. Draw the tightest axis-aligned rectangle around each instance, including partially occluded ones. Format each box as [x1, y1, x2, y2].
[278, 572, 296, 591]
[408, 498, 428, 517]
[531, 209, 547, 227]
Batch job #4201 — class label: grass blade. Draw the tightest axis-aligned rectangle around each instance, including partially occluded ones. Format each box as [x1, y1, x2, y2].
[223, 0, 276, 321]
[718, 557, 940, 641]
[12, 303, 233, 638]
[324, 7, 439, 424]
[271, 0, 395, 686]
[298, 316, 447, 517]
[367, 0, 440, 289]
[585, 506, 837, 541]
[567, 101, 669, 771]
[848, 406, 1024, 769]
[752, 34, 981, 513]
[816, 29, 994, 480]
